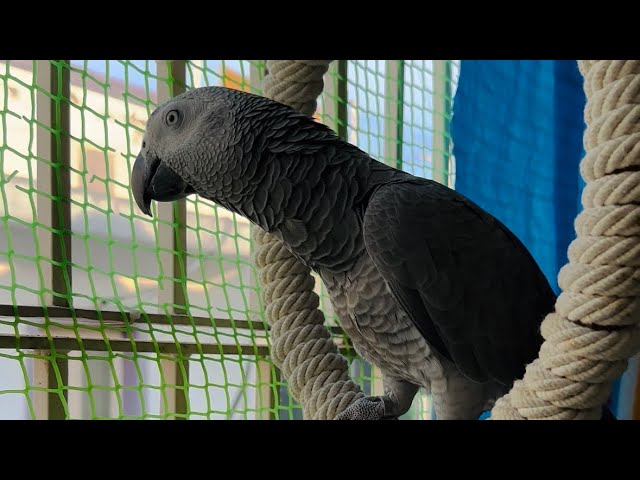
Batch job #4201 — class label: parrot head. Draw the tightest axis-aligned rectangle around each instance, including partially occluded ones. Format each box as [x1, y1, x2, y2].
[132, 87, 251, 217]
[132, 86, 338, 218]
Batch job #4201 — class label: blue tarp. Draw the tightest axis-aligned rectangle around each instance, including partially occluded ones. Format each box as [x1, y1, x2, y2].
[451, 60, 586, 294]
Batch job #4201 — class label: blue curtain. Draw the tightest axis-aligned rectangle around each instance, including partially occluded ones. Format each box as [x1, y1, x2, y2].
[448, 60, 637, 420]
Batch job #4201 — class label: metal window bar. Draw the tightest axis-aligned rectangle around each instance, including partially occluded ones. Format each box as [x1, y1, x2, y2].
[155, 60, 189, 420]
[32, 60, 71, 419]
[385, 60, 404, 170]
[325, 60, 348, 141]
[432, 60, 453, 186]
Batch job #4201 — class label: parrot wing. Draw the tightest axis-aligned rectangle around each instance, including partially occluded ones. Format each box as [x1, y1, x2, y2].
[362, 178, 556, 385]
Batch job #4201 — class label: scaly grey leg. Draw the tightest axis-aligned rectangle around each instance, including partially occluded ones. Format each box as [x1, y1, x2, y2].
[335, 374, 419, 420]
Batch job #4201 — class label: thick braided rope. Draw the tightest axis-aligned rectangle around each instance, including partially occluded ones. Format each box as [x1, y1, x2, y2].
[491, 60, 640, 420]
[262, 60, 332, 117]
[253, 60, 364, 419]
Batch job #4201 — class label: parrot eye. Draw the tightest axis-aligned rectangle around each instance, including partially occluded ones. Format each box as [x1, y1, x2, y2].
[165, 110, 179, 127]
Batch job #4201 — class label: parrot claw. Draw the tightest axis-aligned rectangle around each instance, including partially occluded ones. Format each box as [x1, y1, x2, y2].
[335, 395, 397, 420]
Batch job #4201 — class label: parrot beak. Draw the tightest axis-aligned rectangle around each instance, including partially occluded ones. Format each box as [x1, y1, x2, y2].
[132, 152, 153, 216]
[131, 152, 195, 217]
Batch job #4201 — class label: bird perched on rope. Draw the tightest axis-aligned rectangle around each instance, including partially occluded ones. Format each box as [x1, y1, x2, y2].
[132, 86, 576, 420]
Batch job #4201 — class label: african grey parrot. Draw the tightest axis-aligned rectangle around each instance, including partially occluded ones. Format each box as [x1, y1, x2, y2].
[131, 86, 557, 420]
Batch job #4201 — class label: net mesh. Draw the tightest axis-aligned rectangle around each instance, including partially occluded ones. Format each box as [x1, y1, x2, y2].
[0, 60, 457, 419]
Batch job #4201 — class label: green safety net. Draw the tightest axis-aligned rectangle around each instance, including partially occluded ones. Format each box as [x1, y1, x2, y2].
[0, 60, 457, 419]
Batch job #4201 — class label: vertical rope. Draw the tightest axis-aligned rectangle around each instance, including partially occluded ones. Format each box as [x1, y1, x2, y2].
[252, 60, 364, 419]
[492, 60, 640, 419]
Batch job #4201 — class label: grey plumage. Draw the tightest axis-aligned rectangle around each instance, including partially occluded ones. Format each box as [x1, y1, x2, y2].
[131, 86, 556, 420]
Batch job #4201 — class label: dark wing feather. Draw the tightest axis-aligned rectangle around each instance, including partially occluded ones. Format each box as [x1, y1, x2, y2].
[363, 179, 556, 385]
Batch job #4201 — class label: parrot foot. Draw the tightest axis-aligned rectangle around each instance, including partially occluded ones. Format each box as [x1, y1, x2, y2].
[334, 396, 398, 420]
